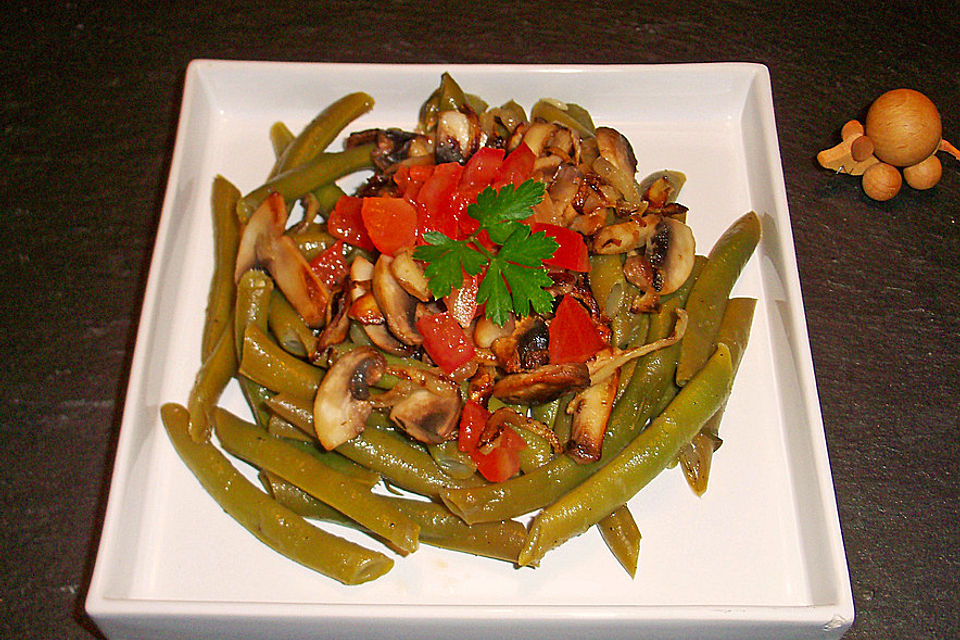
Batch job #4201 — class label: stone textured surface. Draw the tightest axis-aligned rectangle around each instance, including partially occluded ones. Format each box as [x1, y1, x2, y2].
[1, 1, 957, 638]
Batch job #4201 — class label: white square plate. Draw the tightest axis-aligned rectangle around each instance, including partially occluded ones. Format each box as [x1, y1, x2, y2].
[86, 61, 853, 639]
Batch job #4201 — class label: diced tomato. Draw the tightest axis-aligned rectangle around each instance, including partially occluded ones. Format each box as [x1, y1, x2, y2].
[491, 143, 536, 189]
[549, 295, 606, 364]
[443, 271, 479, 328]
[416, 311, 477, 374]
[360, 197, 418, 257]
[328, 195, 376, 251]
[308, 240, 348, 289]
[459, 147, 505, 198]
[417, 162, 463, 238]
[530, 223, 591, 273]
[458, 400, 489, 453]
[470, 427, 526, 482]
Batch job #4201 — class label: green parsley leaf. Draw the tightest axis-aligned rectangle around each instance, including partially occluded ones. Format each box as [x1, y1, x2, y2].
[416, 178, 556, 325]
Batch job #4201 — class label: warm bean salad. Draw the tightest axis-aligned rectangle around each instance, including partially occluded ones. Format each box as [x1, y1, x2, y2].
[161, 73, 760, 584]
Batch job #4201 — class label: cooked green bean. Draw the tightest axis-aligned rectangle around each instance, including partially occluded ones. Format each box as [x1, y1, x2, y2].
[269, 121, 295, 159]
[214, 407, 419, 554]
[202, 176, 242, 361]
[283, 438, 382, 488]
[268, 290, 317, 357]
[291, 228, 337, 262]
[237, 144, 375, 223]
[160, 403, 392, 584]
[263, 473, 526, 563]
[267, 414, 313, 442]
[597, 505, 642, 578]
[234, 270, 274, 360]
[676, 211, 760, 385]
[530, 99, 596, 137]
[187, 323, 236, 443]
[238, 376, 273, 428]
[428, 440, 477, 480]
[438, 72, 468, 112]
[519, 344, 734, 566]
[274, 92, 375, 177]
[312, 182, 346, 216]
[440, 259, 703, 524]
[239, 323, 323, 402]
[678, 297, 756, 495]
[517, 428, 553, 474]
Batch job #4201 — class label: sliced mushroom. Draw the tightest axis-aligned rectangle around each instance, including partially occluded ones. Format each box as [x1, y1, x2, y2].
[312, 346, 386, 450]
[492, 362, 591, 405]
[348, 290, 386, 325]
[348, 259, 415, 356]
[491, 316, 550, 373]
[390, 248, 432, 302]
[592, 215, 660, 254]
[595, 127, 638, 177]
[547, 164, 583, 227]
[436, 110, 480, 163]
[389, 388, 461, 445]
[311, 291, 351, 361]
[646, 217, 696, 295]
[473, 315, 515, 349]
[257, 235, 330, 328]
[566, 371, 619, 464]
[373, 255, 422, 346]
[467, 365, 497, 405]
[234, 191, 288, 282]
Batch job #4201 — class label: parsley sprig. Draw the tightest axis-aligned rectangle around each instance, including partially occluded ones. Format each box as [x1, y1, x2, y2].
[413, 179, 558, 326]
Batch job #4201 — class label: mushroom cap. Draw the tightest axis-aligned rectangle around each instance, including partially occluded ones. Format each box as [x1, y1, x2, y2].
[313, 347, 386, 450]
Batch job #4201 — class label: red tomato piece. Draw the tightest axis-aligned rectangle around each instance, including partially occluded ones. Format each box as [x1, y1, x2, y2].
[328, 195, 376, 251]
[470, 427, 527, 482]
[360, 197, 418, 257]
[491, 142, 536, 189]
[549, 295, 606, 364]
[458, 400, 489, 453]
[443, 271, 479, 328]
[416, 311, 477, 374]
[308, 240, 348, 289]
[417, 162, 463, 238]
[530, 223, 591, 273]
[459, 147, 505, 198]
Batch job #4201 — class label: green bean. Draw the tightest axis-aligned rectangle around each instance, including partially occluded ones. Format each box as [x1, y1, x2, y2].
[237, 145, 375, 223]
[597, 505, 642, 578]
[312, 182, 346, 216]
[262, 473, 526, 563]
[269, 121, 295, 159]
[519, 344, 734, 566]
[267, 414, 313, 442]
[290, 228, 337, 262]
[234, 270, 274, 360]
[516, 428, 553, 473]
[678, 297, 756, 495]
[588, 253, 626, 316]
[201, 176, 242, 361]
[440, 259, 703, 524]
[238, 376, 273, 428]
[530, 397, 561, 430]
[268, 290, 317, 357]
[282, 437, 382, 488]
[676, 211, 761, 385]
[438, 72, 468, 112]
[159, 403, 392, 584]
[187, 323, 236, 443]
[265, 394, 481, 498]
[428, 440, 477, 480]
[214, 407, 419, 554]
[239, 323, 323, 402]
[273, 92, 374, 177]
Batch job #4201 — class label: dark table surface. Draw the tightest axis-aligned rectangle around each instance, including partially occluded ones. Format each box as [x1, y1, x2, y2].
[2, 1, 958, 638]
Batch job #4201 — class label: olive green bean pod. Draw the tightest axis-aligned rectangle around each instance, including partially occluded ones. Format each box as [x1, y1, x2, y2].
[291, 228, 337, 262]
[187, 323, 236, 443]
[440, 259, 703, 524]
[263, 474, 526, 563]
[202, 176, 242, 361]
[676, 211, 760, 385]
[267, 414, 314, 442]
[269, 121, 295, 159]
[530, 397, 560, 430]
[437, 72, 468, 112]
[268, 290, 317, 357]
[312, 182, 346, 216]
[519, 344, 734, 566]
[239, 323, 323, 402]
[235, 270, 274, 360]
[597, 504, 642, 578]
[428, 440, 477, 480]
[588, 253, 626, 316]
[283, 438, 382, 488]
[678, 297, 756, 495]
[214, 407, 419, 554]
[237, 144, 375, 223]
[265, 394, 481, 498]
[517, 429, 553, 474]
[159, 403, 392, 584]
[273, 92, 375, 177]
[239, 376, 274, 429]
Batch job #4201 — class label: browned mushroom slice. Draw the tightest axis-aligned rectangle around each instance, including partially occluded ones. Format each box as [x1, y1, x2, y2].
[467, 365, 497, 405]
[234, 191, 287, 282]
[646, 217, 696, 295]
[348, 290, 386, 325]
[257, 235, 330, 328]
[566, 372, 619, 464]
[492, 362, 591, 405]
[436, 110, 481, 163]
[348, 258, 415, 356]
[390, 248, 432, 302]
[592, 215, 660, 254]
[310, 292, 351, 361]
[491, 316, 550, 373]
[546, 164, 583, 227]
[389, 388, 461, 445]
[373, 255, 423, 346]
[312, 347, 386, 450]
[595, 127, 638, 177]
